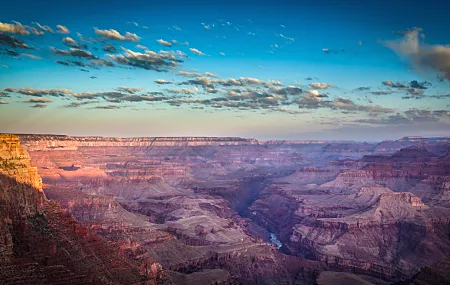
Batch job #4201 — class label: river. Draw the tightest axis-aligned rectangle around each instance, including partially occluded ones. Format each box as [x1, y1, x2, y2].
[269, 232, 282, 249]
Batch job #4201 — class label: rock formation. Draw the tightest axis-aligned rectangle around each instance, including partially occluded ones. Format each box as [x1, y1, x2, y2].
[249, 145, 450, 281]
[2, 133, 450, 284]
[0, 134, 168, 284]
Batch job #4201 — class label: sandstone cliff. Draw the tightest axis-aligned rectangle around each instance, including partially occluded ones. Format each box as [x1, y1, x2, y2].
[0, 134, 168, 284]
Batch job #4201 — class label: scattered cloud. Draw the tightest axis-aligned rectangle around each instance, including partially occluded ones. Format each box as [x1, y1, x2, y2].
[322, 48, 335, 54]
[269, 80, 282, 86]
[0, 21, 29, 35]
[89, 59, 114, 67]
[29, 104, 47, 108]
[62, 101, 97, 108]
[76, 32, 95, 43]
[189, 48, 206, 56]
[169, 25, 182, 31]
[73, 92, 101, 99]
[181, 77, 214, 87]
[165, 88, 198, 95]
[307, 82, 330, 89]
[297, 93, 393, 114]
[204, 72, 219, 78]
[382, 80, 407, 88]
[107, 47, 182, 71]
[303, 90, 319, 96]
[178, 71, 201, 77]
[277, 33, 294, 42]
[50, 47, 98, 59]
[7, 49, 19, 56]
[34, 22, 54, 33]
[409, 80, 431, 89]
[0, 33, 32, 49]
[120, 95, 167, 102]
[404, 88, 424, 96]
[127, 21, 139, 27]
[296, 92, 323, 108]
[23, 98, 52, 103]
[136, 44, 147, 50]
[429, 94, 450, 100]
[21, 53, 42, 60]
[268, 86, 303, 95]
[56, 25, 70, 34]
[5, 87, 71, 97]
[157, 39, 172, 47]
[382, 27, 450, 81]
[155, 79, 171, 84]
[94, 105, 121, 109]
[94, 28, 140, 42]
[102, 43, 117, 53]
[73, 90, 167, 103]
[381, 79, 430, 96]
[325, 97, 394, 113]
[0, 100, 9, 104]
[370, 90, 393, 95]
[62, 37, 87, 49]
[357, 108, 449, 125]
[115, 86, 141, 94]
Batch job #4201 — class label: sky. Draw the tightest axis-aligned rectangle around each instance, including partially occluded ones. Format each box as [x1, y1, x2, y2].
[0, 0, 449, 141]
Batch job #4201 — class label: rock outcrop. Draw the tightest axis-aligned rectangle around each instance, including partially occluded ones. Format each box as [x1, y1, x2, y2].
[4, 133, 449, 284]
[0, 134, 167, 284]
[249, 146, 450, 280]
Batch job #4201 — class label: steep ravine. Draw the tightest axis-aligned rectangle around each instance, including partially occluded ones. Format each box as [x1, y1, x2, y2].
[225, 173, 411, 283]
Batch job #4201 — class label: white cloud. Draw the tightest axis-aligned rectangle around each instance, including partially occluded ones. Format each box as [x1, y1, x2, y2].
[189, 48, 206, 56]
[94, 28, 140, 42]
[155, 79, 171, 84]
[21, 53, 42, 60]
[56, 25, 70, 34]
[34, 22, 54, 33]
[307, 82, 330, 89]
[156, 39, 172, 47]
[0, 21, 29, 35]
[304, 90, 319, 96]
[204, 72, 219, 78]
[178, 71, 202, 77]
[23, 98, 52, 103]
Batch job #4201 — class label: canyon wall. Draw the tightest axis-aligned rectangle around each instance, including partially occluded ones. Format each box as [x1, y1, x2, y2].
[4, 133, 449, 284]
[0, 134, 168, 284]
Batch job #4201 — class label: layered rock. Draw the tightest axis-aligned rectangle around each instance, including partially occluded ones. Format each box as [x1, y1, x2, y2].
[11, 133, 450, 284]
[16, 134, 331, 284]
[19, 135, 258, 150]
[0, 134, 166, 284]
[249, 145, 450, 281]
[374, 136, 450, 155]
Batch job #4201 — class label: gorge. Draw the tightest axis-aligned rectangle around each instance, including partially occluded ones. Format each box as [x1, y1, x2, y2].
[1, 134, 450, 284]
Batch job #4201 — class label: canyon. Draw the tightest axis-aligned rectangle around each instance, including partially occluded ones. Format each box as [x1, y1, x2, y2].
[1, 134, 450, 284]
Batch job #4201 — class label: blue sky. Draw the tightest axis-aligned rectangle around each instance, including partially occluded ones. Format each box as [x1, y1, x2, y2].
[0, 0, 449, 140]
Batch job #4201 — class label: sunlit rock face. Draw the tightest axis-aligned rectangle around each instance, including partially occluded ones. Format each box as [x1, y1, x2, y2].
[16, 134, 328, 284]
[3, 134, 449, 284]
[0, 134, 166, 284]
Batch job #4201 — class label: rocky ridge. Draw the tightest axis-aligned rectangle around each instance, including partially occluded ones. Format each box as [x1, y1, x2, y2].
[0, 134, 168, 284]
[4, 133, 450, 284]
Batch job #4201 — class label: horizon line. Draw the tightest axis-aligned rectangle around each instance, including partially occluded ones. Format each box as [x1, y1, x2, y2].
[3, 132, 449, 143]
